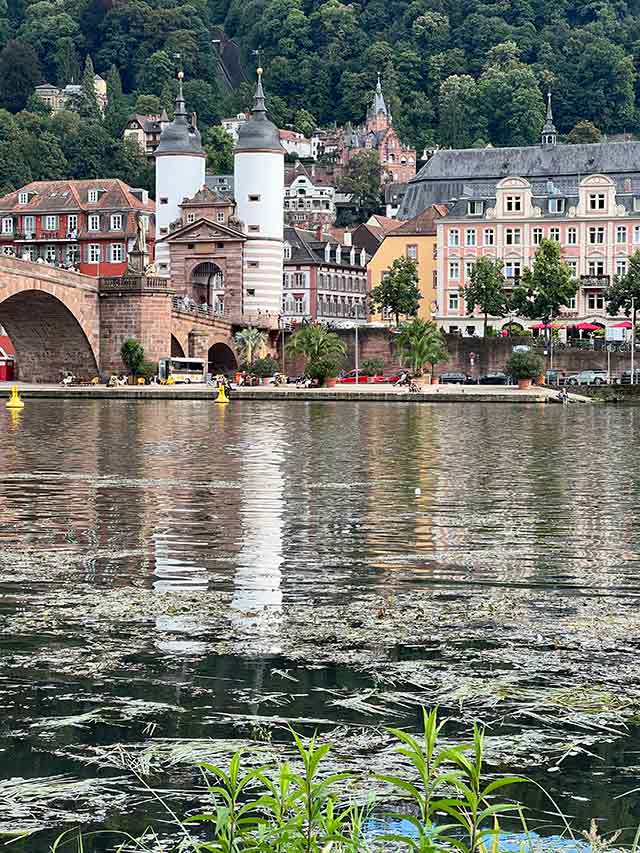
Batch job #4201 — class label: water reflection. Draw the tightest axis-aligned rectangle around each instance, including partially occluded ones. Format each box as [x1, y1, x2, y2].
[2, 400, 640, 847]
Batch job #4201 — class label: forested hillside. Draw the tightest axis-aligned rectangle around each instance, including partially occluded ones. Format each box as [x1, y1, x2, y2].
[0, 0, 638, 193]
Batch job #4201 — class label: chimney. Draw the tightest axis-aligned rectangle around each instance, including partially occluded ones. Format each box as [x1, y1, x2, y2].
[343, 231, 352, 247]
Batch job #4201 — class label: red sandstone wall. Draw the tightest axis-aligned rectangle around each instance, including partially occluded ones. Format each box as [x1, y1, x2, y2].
[99, 291, 173, 375]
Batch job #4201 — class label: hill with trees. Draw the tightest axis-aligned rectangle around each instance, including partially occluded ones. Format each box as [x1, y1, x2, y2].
[0, 0, 638, 192]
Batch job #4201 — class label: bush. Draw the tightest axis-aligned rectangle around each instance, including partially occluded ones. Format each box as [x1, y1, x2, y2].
[361, 358, 384, 376]
[137, 361, 158, 383]
[307, 357, 342, 384]
[120, 338, 144, 376]
[506, 350, 545, 380]
[248, 356, 279, 378]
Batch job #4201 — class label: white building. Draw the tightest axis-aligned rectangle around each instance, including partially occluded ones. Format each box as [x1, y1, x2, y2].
[279, 129, 316, 160]
[284, 164, 335, 228]
[221, 113, 250, 143]
[154, 73, 206, 275]
[233, 70, 285, 316]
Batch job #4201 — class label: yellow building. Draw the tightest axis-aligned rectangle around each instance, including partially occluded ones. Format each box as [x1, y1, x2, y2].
[367, 205, 447, 324]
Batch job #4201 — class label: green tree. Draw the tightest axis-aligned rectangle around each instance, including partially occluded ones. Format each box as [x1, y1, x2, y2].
[511, 239, 577, 329]
[293, 108, 316, 137]
[0, 40, 41, 113]
[203, 126, 234, 174]
[53, 37, 80, 86]
[461, 256, 509, 336]
[235, 327, 267, 365]
[369, 256, 421, 326]
[133, 94, 164, 115]
[286, 323, 346, 383]
[121, 338, 145, 377]
[605, 252, 640, 332]
[395, 317, 448, 377]
[438, 75, 480, 148]
[566, 120, 602, 144]
[137, 50, 174, 95]
[80, 54, 99, 119]
[338, 150, 382, 221]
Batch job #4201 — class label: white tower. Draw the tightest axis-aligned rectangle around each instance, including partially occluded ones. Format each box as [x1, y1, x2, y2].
[234, 68, 285, 316]
[154, 72, 206, 276]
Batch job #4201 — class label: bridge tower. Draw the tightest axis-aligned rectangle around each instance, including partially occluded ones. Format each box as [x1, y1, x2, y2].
[154, 73, 206, 276]
[233, 68, 285, 316]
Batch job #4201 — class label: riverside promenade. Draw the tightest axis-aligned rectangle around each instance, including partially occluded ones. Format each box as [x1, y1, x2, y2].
[0, 382, 589, 403]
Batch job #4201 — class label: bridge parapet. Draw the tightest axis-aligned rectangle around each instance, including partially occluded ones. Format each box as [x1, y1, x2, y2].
[171, 295, 279, 330]
[100, 275, 171, 293]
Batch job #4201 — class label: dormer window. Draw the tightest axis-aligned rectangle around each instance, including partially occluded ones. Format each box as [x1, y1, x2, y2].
[505, 195, 521, 212]
[549, 198, 565, 213]
[284, 242, 292, 260]
[589, 193, 605, 211]
[88, 189, 99, 203]
[18, 192, 29, 205]
[324, 243, 331, 262]
[336, 245, 342, 263]
[633, 197, 640, 212]
[467, 200, 483, 216]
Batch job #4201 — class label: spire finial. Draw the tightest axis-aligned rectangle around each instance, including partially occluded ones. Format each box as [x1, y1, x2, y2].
[546, 91, 553, 121]
[252, 64, 267, 114]
[174, 70, 187, 118]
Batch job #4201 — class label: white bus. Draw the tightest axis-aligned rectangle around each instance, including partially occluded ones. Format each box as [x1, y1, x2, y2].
[158, 357, 206, 384]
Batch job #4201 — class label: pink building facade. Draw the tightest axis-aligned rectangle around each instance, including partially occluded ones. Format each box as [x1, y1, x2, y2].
[436, 174, 638, 335]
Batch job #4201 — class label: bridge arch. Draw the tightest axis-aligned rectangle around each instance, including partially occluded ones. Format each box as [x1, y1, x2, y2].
[208, 342, 238, 374]
[0, 289, 99, 382]
[171, 334, 186, 357]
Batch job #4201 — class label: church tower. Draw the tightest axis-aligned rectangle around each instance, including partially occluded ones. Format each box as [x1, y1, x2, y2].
[366, 74, 390, 134]
[154, 72, 206, 275]
[234, 68, 285, 316]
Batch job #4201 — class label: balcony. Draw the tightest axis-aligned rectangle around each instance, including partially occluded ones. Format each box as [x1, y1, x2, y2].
[14, 231, 79, 242]
[580, 275, 610, 288]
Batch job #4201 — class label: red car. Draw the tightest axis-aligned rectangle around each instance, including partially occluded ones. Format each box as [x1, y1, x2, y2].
[336, 370, 385, 384]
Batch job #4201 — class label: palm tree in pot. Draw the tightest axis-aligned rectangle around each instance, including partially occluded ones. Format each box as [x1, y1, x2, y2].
[395, 319, 448, 384]
[286, 324, 346, 386]
[235, 327, 267, 372]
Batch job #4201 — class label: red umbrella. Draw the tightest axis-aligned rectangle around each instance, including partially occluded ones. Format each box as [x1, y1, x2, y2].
[529, 322, 565, 329]
[574, 322, 602, 331]
[612, 320, 633, 329]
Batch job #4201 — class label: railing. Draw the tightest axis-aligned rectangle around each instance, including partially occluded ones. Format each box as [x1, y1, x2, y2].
[171, 296, 279, 329]
[580, 275, 610, 287]
[14, 231, 78, 241]
[100, 275, 169, 291]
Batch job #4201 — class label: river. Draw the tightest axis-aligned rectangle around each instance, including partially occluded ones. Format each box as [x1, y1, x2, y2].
[1, 399, 640, 849]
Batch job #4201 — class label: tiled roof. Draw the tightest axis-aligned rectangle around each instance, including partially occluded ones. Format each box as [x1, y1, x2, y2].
[389, 205, 447, 235]
[0, 179, 154, 214]
[284, 226, 367, 268]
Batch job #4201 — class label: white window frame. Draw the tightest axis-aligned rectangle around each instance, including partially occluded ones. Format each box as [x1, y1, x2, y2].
[549, 198, 565, 213]
[617, 226, 627, 244]
[448, 260, 460, 280]
[18, 192, 28, 205]
[549, 227, 560, 242]
[634, 225, 640, 244]
[616, 259, 628, 277]
[587, 292, 604, 310]
[467, 200, 483, 216]
[505, 195, 522, 212]
[186, 213, 195, 223]
[589, 226, 605, 245]
[448, 292, 459, 312]
[505, 261, 521, 280]
[110, 213, 122, 231]
[67, 214, 77, 232]
[110, 243, 124, 263]
[43, 215, 57, 231]
[588, 193, 605, 211]
[88, 243, 101, 263]
[464, 260, 474, 279]
[587, 259, 605, 276]
[88, 214, 100, 232]
[1, 217, 13, 234]
[567, 227, 577, 245]
[465, 229, 476, 247]
[532, 227, 543, 245]
[44, 244, 56, 262]
[565, 259, 578, 276]
[483, 228, 494, 246]
[448, 229, 460, 247]
[88, 189, 99, 203]
[505, 228, 521, 246]
[216, 212, 225, 222]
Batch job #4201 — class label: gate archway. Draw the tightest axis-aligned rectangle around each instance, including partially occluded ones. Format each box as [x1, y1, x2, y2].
[0, 290, 98, 382]
[171, 335, 185, 357]
[192, 262, 224, 311]
[208, 342, 237, 375]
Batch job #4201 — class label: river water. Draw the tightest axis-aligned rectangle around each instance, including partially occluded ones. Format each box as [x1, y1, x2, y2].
[2, 399, 640, 849]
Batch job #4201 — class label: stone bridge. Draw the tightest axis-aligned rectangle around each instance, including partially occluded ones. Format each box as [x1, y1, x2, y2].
[0, 257, 262, 381]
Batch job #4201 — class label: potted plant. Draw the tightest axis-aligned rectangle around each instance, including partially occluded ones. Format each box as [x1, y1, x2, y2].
[506, 350, 545, 390]
[120, 338, 145, 383]
[395, 318, 448, 386]
[286, 324, 346, 387]
[250, 356, 279, 384]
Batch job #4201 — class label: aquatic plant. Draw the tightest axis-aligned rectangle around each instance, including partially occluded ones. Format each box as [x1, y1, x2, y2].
[50, 709, 528, 853]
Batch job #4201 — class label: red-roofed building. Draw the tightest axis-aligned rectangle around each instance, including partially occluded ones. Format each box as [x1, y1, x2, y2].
[0, 179, 155, 276]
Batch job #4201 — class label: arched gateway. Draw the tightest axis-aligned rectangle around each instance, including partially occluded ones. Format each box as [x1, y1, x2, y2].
[0, 260, 100, 382]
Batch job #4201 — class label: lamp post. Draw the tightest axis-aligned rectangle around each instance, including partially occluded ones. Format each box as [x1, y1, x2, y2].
[354, 319, 359, 384]
[280, 315, 286, 376]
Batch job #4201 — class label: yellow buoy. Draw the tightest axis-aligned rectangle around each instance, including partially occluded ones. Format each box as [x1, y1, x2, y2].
[215, 383, 230, 404]
[6, 385, 24, 409]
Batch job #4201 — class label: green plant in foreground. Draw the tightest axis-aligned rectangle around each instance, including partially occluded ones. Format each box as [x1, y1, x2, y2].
[50, 709, 549, 853]
[120, 338, 145, 377]
[506, 350, 544, 381]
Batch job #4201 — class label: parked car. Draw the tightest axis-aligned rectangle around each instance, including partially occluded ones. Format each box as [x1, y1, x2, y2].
[336, 369, 370, 384]
[478, 371, 512, 385]
[566, 370, 609, 386]
[620, 369, 640, 384]
[545, 369, 567, 385]
[438, 372, 470, 384]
